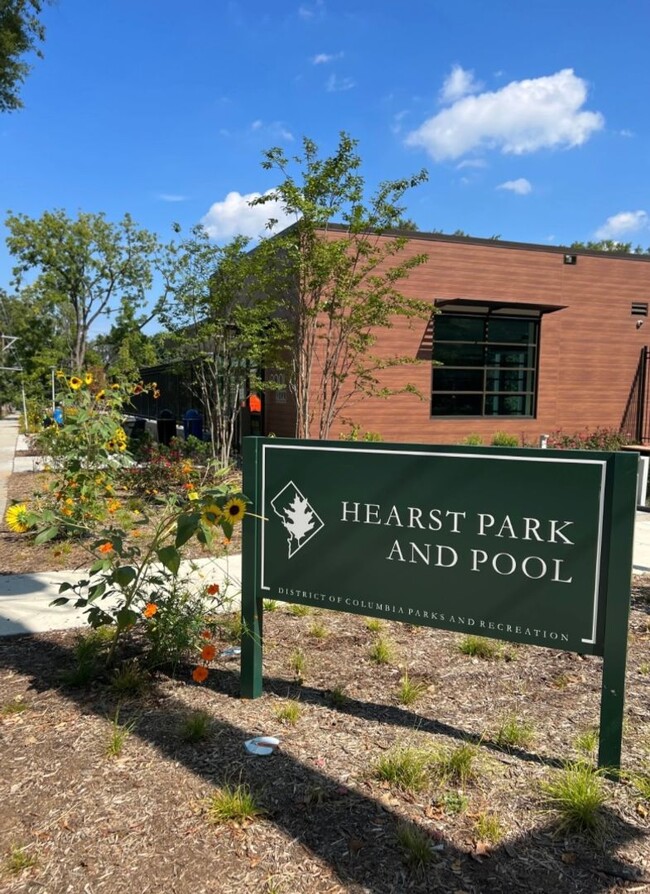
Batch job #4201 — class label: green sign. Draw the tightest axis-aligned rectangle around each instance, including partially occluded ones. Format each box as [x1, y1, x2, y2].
[241, 439, 637, 770]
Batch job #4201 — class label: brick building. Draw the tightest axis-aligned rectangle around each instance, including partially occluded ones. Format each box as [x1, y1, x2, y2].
[264, 227, 650, 445]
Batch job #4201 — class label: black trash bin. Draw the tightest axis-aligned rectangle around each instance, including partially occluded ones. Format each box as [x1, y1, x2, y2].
[156, 409, 176, 446]
[183, 409, 203, 441]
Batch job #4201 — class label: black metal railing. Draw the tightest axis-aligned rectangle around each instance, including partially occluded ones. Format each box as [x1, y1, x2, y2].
[621, 347, 650, 443]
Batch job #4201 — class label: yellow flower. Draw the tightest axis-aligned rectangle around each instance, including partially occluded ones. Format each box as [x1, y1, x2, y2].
[188, 490, 199, 501]
[96, 389, 106, 400]
[107, 498, 121, 513]
[56, 369, 65, 379]
[69, 376, 82, 390]
[84, 372, 93, 385]
[223, 497, 247, 524]
[5, 503, 31, 533]
[111, 383, 120, 391]
[201, 503, 222, 526]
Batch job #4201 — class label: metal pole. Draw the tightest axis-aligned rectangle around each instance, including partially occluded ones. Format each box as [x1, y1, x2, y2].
[51, 367, 56, 415]
[21, 379, 29, 433]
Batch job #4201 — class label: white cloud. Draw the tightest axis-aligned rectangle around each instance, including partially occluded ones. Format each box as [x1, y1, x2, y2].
[298, 0, 324, 20]
[406, 68, 604, 161]
[594, 210, 648, 240]
[440, 64, 483, 103]
[156, 193, 188, 203]
[249, 120, 294, 141]
[312, 52, 341, 65]
[390, 110, 409, 134]
[326, 73, 355, 92]
[456, 159, 487, 170]
[200, 189, 296, 241]
[497, 177, 532, 195]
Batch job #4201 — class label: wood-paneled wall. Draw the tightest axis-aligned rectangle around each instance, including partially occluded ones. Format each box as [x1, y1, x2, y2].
[264, 232, 650, 444]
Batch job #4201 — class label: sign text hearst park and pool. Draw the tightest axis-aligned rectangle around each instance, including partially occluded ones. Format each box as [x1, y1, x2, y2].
[243, 439, 637, 767]
[260, 443, 609, 653]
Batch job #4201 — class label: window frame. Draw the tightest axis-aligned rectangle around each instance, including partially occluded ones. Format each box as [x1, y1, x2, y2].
[430, 306, 541, 419]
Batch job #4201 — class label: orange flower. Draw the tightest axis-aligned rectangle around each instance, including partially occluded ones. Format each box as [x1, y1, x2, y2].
[153, 389, 161, 399]
[201, 630, 212, 640]
[143, 602, 158, 618]
[98, 542, 113, 553]
[192, 666, 208, 683]
[201, 644, 216, 661]
[206, 583, 220, 596]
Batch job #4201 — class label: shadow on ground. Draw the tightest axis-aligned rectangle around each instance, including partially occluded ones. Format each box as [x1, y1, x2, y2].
[0, 634, 646, 894]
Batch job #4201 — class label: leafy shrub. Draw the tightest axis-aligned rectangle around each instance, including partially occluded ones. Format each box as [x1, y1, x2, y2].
[339, 424, 383, 442]
[547, 427, 630, 451]
[491, 431, 520, 447]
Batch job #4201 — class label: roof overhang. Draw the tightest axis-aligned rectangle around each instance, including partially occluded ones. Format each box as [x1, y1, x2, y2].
[434, 298, 566, 316]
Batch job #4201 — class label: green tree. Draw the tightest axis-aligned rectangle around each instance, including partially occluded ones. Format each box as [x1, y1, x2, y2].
[253, 132, 429, 439]
[159, 226, 289, 464]
[0, 0, 49, 112]
[91, 300, 160, 379]
[569, 240, 650, 254]
[5, 210, 161, 371]
[0, 284, 69, 408]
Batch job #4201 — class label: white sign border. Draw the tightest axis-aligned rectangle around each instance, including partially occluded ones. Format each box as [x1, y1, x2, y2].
[260, 444, 607, 646]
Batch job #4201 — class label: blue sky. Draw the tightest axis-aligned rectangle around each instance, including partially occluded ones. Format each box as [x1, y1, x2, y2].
[1, 0, 649, 316]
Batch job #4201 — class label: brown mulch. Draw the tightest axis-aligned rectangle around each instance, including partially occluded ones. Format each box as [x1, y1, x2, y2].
[0, 473, 649, 892]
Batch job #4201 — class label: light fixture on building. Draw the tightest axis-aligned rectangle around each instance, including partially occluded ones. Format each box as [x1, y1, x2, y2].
[563, 254, 577, 265]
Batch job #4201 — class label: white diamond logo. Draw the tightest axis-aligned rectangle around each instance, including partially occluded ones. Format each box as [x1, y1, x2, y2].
[270, 481, 325, 558]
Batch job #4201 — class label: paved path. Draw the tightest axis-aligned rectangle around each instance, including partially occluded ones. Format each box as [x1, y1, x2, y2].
[2, 413, 650, 637]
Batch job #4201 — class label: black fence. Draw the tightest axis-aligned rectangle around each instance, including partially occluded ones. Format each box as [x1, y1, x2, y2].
[130, 360, 204, 425]
[622, 347, 650, 444]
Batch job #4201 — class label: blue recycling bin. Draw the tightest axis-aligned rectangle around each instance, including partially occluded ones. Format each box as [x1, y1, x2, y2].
[183, 409, 203, 440]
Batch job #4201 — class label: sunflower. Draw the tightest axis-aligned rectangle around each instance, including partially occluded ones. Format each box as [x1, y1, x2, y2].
[5, 503, 31, 533]
[96, 389, 106, 400]
[223, 497, 247, 524]
[201, 503, 222, 526]
[84, 372, 93, 385]
[110, 383, 120, 391]
[69, 376, 83, 390]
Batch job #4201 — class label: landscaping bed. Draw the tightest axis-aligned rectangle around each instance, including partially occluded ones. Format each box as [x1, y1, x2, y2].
[1, 573, 649, 892]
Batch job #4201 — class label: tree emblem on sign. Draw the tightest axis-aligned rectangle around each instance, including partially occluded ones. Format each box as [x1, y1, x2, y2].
[270, 481, 325, 558]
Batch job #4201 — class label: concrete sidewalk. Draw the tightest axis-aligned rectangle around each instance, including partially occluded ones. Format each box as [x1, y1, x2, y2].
[2, 413, 650, 637]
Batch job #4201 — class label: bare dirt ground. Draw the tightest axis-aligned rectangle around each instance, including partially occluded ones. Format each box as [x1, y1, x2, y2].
[0, 474, 649, 893]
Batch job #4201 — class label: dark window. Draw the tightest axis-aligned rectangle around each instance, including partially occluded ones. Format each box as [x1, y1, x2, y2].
[431, 310, 539, 417]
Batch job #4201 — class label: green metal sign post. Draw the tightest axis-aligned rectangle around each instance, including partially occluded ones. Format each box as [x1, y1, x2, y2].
[241, 438, 637, 770]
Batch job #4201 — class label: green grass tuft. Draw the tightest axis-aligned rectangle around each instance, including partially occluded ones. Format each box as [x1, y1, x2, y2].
[5, 845, 37, 875]
[494, 715, 534, 750]
[396, 821, 433, 870]
[369, 636, 395, 665]
[541, 762, 607, 835]
[274, 700, 302, 725]
[373, 746, 433, 792]
[397, 672, 428, 706]
[206, 783, 263, 824]
[181, 710, 214, 743]
[432, 743, 478, 787]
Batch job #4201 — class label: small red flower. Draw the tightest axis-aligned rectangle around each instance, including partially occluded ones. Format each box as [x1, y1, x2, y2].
[192, 666, 208, 683]
[143, 603, 158, 618]
[201, 630, 212, 640]
[206, 583, 220, 596]
[201, 644, 216, 662]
